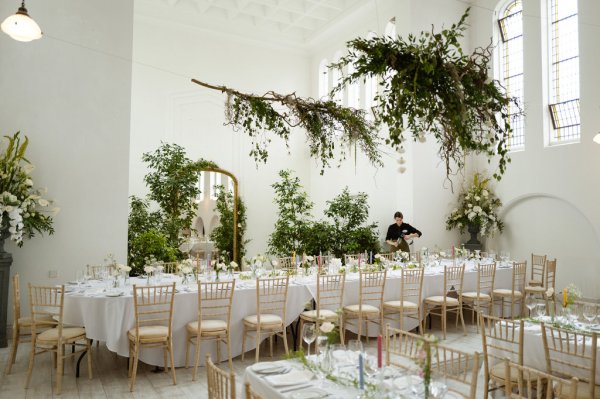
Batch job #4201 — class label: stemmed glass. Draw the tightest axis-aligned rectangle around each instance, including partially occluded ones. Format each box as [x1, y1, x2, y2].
[536, 302, 547, 320]
[348, 339, 363, 354]
[525, 294, 537, 317]
[583, 304, 597, 326]
[314, 336, 331, 387]
[302, 323, 317, 357]
[76, 270, 84, 289]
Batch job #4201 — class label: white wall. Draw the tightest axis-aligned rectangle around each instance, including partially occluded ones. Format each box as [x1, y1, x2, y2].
[129, 14, 312, 255]
[469, 0, 600, 297]
[0, 0, 133, 317]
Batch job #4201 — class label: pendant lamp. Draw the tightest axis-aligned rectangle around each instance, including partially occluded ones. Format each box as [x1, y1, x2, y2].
[1, 1, 42, 42]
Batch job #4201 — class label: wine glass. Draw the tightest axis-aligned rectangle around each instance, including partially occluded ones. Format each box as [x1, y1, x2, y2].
[348, 339, 363, 354]
[76, 270, 84, 288]
[314, 336, 331, 387]
[302, 323, 317, 357]
[583, 303, 597, 326]
[536, 302, 547, 319]
[525, 294, 537, 317]
[430, 378, 449, 399]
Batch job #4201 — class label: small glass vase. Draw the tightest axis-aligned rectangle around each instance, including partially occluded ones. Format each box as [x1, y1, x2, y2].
[215, 271, 220, 282]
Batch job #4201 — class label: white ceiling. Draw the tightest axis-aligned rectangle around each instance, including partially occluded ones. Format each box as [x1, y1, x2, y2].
[136, 0, 366, 47]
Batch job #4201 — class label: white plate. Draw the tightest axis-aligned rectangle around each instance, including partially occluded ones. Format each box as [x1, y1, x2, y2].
[251, 362, 288, 374]
[105, 291, 124, 297]
[290, 387, 328, 399]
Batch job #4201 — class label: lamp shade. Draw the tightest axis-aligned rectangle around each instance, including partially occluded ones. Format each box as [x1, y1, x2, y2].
[594, 133, 600, 145]
[1, 3, 42, 42]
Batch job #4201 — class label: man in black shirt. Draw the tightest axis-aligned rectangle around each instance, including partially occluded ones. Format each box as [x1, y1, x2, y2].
[385, 211, 422, 253]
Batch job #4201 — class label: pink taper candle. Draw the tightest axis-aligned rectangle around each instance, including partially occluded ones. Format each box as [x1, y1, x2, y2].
[377, 335, 382, 368]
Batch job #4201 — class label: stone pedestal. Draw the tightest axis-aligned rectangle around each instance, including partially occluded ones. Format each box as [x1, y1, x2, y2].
[0, 234, 12, 348]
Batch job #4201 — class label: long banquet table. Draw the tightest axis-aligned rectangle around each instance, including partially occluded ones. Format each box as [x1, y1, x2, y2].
[62, 261, 513, 367]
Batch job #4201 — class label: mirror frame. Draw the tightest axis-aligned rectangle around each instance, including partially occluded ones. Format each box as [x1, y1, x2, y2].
[201, 167, 239, 262]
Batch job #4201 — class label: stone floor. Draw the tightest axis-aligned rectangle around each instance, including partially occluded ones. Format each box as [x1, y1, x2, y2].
[0, 316, 493, 399]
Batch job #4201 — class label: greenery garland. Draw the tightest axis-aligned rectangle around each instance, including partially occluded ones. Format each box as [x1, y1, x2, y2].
[334, 8, 514, 181]
[192, 8, 516, 183]
[191, 80, 382, 175]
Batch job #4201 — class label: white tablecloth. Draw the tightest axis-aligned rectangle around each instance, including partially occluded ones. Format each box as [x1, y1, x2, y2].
[62, 263, 513, 367]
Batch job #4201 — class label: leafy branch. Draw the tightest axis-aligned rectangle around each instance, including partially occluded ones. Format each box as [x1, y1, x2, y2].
[191, 79, 382, 174]
[333, 8, 516, 181]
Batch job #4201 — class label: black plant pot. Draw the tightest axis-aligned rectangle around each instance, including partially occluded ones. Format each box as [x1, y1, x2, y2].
[0, 231, 12, 348]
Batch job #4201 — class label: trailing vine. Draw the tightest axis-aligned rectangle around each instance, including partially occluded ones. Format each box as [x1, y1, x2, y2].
[191, 8, 516, 183]
[333, 8, 515, 181]
[191, 80, 382, 175]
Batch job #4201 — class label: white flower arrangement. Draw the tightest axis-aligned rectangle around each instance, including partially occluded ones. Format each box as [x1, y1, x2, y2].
[144, 265, 155, 274]
[215, 262, 227, 272]
[330, 258, 342, 269]
[180, 265, 193, 274]
[116, 263, 132, 273]
[252, 254, 267, 264]
[0, 133, 55, 246]
[271, 259, 279, 268]
[229, 261, 238, 271]
[446, 173, 503, 237]
[320, 321, 335, 333]
[399, 251, 409, 261]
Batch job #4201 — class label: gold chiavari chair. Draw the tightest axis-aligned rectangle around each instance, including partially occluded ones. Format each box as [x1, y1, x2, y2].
[462, 263, 496, 328]
[342, 271, 386, 342]
[492, 261, 527, 319]
[480, 314, 525, 398]
[385, 324, 422, 370]
[378, 253, 395, 261]
[5, 274, 52, 375]
[299, 274, 345, 343]
[276, 257, 295, 273]
[87, 264, 116, 279]
[245, 382, 264, 399]
[206, 355, 236, 399]
[423, 265, 466, 339]
[385, 326, 479, 399]
[529, 254, 547, 287]
[162, 261, 178, 274]
[525, 259, 557, 313]
[242, 276, 289, 363]
[24, 284, 92, 394]
[503, 359, 578, 399]
[344, 253, 363, 268]
[186, 280, 235, 381]
[383, 267, 425, 333]
[541, 323, 597, 399]
[128, 283, 177, 391]
[431, 342, 480, 399]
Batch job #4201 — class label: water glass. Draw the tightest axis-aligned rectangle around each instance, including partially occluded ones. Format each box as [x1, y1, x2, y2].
[348, 339, 363, 354]
[536, 302, 547, 319]
[302, 323, 317, 356]
[76, 270, 84, 288]
[583, 304, 597, 325]
[525, 294, 537, 316]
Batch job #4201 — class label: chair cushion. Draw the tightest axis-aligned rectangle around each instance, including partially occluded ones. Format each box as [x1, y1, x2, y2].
[524, 286, 546, 293]
[343, 304, 380, 313]
[383, 300, 418, 309]
[186, 319, 227, 333]
[37, 327, 86, 342]
[462, 292, 491, 300]
[300, 309, 338, 320]
[424, 296, 459, 305]
[493, 289, 522, 297]
[243, 314, 282, 326]
[127, 326, 169, 339]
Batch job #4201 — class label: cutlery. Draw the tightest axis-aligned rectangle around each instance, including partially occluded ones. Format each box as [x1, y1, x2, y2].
[279, 383, 314, 393]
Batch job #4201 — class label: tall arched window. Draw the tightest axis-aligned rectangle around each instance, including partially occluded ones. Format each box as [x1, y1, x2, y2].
[318, 58, 329, 100]
[331, 51, 344, 105]
[347, 63, 360, 108]
[364, 31, 378, 115]
[497, 0, 524, 150]
[385, 17, 396, 38]
[547, 0, 580, 144]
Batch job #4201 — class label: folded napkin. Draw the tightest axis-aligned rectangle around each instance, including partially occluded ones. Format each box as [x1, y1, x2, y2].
[265, 369, 313, 387]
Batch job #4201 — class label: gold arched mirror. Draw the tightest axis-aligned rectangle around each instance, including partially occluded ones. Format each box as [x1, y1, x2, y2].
[193, 167, 239, 262]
